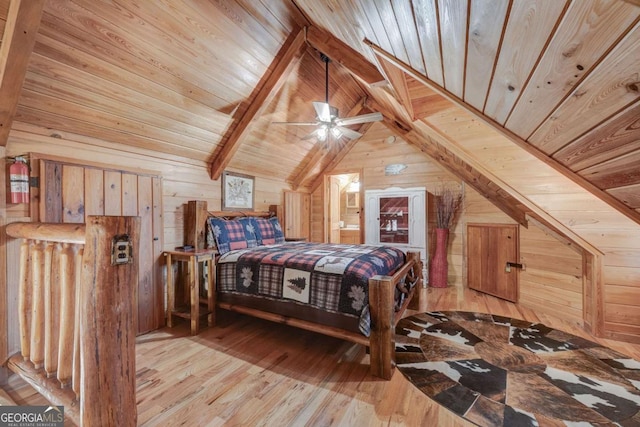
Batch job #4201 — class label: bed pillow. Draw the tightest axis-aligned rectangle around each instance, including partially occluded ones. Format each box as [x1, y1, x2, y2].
[208, 217, 257, 254]
[252, 217, 277, 245]
[269, 216, 285, 244]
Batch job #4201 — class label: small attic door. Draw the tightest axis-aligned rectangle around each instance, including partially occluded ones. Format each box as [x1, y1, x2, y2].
[467, 223, 519, 302]
[32, 156, 164, 334]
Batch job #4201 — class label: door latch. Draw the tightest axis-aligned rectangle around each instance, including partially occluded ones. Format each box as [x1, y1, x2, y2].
[505, 262, 525, 273]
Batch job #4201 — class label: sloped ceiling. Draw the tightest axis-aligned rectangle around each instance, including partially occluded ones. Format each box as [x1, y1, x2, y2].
[0, 0, 638, 225]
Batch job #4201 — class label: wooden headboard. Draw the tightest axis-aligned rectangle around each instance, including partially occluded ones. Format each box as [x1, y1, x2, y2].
[184, 200, 275, 249]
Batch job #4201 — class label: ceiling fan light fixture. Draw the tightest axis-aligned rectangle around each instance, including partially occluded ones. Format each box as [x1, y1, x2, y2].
[331, 127, 342, 139]
[317, 125, 328, 141]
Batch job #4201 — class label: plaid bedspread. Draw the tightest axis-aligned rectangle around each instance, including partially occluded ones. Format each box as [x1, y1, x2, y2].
[216, 242, 406, 335]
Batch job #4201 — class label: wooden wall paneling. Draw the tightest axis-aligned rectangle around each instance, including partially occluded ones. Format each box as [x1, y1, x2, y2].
[437, 0, 468, 98]
[137, 175, 154, 334]
[506, 0, 640, 139]
[32, 16, 232, 119]
[151, 177, 164, 327]
[84, 168, 104, 217]
[0, 0, 46, 146]
[529, 20, 640, 153]
[464, 0, 509, 111]
[122, 173, 138, 216]
[40, 160, 62, 223]
[607, 184, 640, 211]
[104, 170, 122, 216]
[355, 0, 395, 61]
[22, 70, 221, 147]
[581, 150, 640, 190]
[61, 165, 84, 223]
[389, 0, 425, 74]
[411, 0, 444, 86]
[553, 103, 640, 171]
[519, 222, 583, 320]
[483, 0, 568, 124]
[46, 0, 249, 103]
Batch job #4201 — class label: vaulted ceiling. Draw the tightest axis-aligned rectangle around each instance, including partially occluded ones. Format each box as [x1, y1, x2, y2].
[1, 0, 639, 225]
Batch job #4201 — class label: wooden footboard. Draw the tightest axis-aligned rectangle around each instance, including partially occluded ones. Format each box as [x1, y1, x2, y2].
[5, 217, 139, 426]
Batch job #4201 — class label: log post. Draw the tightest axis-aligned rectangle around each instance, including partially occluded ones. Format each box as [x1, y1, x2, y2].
[30, 241, 45, 369]
[368, 274, 395, 380]
[80, 216, 139, 426]
[185, 200, 208, 249]
[57, 243, 75, 387]
[18, 239, 31, 360]
[72, 247, 82, 398]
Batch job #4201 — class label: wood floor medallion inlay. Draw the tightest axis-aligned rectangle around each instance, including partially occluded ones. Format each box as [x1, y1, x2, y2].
[395, 311, 640, 426]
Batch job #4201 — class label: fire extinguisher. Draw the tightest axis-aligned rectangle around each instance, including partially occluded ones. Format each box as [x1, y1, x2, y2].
[9, 156, 29, 204]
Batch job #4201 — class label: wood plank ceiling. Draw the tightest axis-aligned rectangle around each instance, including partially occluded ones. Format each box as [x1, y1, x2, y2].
[1, 0, 639, 222]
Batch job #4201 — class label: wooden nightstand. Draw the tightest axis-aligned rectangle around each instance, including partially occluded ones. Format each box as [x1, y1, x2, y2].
[164, 249, 216, 335]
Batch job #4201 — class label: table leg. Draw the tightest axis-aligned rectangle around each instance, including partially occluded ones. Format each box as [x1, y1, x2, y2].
[206, 258, 215, 327]
[166, 254, 174, 327]
[189, 257, 198, 335]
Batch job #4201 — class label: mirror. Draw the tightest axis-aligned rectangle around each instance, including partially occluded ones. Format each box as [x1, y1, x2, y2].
[346, 192, 359, 208]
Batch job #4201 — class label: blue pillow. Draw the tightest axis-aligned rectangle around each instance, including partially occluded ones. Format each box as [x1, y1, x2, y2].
[252, 217, 276, 245]
[208, 217, 257, 254]
[269, 217, 285, 244]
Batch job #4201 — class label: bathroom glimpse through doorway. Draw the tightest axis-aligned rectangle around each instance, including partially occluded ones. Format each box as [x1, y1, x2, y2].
[325, 172, 362, 244]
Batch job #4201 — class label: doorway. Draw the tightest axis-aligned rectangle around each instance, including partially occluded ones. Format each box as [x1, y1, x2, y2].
[325, 172, 362, 244]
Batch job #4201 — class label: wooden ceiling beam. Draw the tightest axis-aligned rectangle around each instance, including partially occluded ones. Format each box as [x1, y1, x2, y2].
[364, 38, 640, 227]
[376, 57, 414, 120]
[0, 0, 46, 146]
[306, 26, 386, 86]
[209, 28, 307, 180]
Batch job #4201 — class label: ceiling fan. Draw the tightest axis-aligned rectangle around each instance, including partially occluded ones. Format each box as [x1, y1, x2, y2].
[273, 53, 383, 142]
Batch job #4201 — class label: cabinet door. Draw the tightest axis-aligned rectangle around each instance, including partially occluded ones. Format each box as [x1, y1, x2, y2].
[284, 191, 310, 239]
[379, 196, 409, 244]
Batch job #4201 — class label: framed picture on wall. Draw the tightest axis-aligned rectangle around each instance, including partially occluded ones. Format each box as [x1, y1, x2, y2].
[222, 171, 254, 211]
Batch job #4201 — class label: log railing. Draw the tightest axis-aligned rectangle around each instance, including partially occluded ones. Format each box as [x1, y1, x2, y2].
[5, 217, 139, 426]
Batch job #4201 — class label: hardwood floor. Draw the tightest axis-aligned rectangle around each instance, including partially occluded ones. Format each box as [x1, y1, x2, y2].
[5, 286, 640, 426]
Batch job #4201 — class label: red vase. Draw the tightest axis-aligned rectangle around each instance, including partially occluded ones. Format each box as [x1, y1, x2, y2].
[429, 228, 449, 288]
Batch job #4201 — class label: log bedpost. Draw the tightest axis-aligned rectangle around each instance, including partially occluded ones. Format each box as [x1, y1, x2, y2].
[368, 273, 395, 380]
[368, 251, 422, 379]
[80, 216, 139, 426]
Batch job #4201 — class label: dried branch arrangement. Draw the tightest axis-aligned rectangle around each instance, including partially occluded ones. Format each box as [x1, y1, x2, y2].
[434, 184, 463, 229]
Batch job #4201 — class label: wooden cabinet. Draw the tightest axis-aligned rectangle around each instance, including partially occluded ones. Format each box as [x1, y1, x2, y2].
[340, 229, 360, 244]
[283, 191, 310, 240]
[365, 187, 427, 271]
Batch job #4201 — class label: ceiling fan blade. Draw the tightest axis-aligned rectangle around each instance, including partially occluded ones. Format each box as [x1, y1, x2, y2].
[335, 112, 383, 126]
[335, 126, 362, 140]
[272, 121, 319, 126]
[313, 101, 337, 122]
[301, 130, 319, 140]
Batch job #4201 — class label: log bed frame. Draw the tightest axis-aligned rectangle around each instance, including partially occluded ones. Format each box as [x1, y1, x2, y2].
[186, 200, 423, 380]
